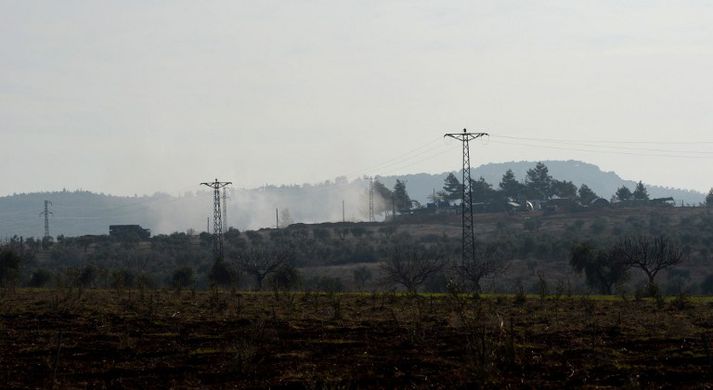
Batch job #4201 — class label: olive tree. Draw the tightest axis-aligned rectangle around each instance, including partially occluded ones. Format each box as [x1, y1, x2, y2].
[570, 242, 629, 294]
[381, 243, 446, 294]
[352, 266, 373, 291]
[458, 241, 512, 292]
[237, 246, 290, 290]
[209, 258, 238, 288]
[171, 267, 194, 291]
[615, 235, 684, 295]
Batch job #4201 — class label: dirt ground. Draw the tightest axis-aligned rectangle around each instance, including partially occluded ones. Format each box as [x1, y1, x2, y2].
[2, 289, 713, 388]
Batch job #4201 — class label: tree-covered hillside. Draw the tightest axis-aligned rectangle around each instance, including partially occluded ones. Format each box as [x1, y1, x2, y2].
[0, 160, 706, 237]
[378, 160, 705, 205]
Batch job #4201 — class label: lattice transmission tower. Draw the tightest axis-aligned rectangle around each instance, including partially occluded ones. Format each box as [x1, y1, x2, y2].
[444, 129, 489, 265]
[39, 200, 53, 239]
[368, 177, 375, 222]
[201, 179, 232, 259]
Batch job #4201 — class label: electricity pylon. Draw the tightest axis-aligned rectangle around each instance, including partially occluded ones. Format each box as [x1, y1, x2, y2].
[201, 179, 232, 259]
[368, 177, 376, 222]
[444, 129, 489, 265]
[39, 200, 53, 239]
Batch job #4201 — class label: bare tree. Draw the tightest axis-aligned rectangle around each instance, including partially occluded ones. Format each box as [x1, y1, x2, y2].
[615, 235, 684, 295]
[381, 244, 447, 294]
[237, 247, 290, 290]
[458, 242, 511, 292]
[352, 266, 373, 291]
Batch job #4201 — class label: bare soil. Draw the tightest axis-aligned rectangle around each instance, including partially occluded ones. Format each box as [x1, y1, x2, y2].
[2, 289, 713, 388]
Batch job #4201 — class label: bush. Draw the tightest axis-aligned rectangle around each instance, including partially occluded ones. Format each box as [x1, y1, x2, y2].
[513, 280, 526, 305]
[304, 276, 344, 292]
[209, 258, 236, 288]
[313, 228, 331, 241]
[268, 264, 301, 292]
[78, 265, 97, 288]
[352, 266, 372, 290]
[172, 267, 194, 290]
[523, 218, 542, 232]
[350, 227, 367, 238]
[701, 274, 713, 295]
[590, 217, 607, 234]
[28, 269, 52, 287]
[112, 269, 136, 290]
[136, 273, 156, 290]
[0, 247, 21, 288]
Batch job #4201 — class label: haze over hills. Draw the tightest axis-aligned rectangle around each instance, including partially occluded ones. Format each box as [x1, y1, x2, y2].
[378, 160, 706, 206]
[0, 160, 706, 238]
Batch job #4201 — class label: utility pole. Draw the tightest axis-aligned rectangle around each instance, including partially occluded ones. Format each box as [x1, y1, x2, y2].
[368, 177, 375, 222]
[39, 200, 53, 239]
[200, 178, 232, 260]
[207, 217, 210, 234]
[445, 129, 489, 265]
[276, 208, 279, 229]
[342, 200, 345, 223]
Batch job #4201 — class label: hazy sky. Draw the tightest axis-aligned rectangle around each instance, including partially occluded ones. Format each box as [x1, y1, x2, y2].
[2, 1, 712, 196]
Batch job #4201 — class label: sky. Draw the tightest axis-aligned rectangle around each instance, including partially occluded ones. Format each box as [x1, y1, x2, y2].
[1, 1, 712, 196]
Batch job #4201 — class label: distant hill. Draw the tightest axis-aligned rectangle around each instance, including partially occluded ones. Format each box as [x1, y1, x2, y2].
[0, 160, 705, 238]
[377, 160, 705, 206]
[0, 181, 372, 238]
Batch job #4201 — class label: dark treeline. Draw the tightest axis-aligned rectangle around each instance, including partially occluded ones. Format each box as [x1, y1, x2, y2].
[3, 205, 713, 296]
[421, 162, 653, 208]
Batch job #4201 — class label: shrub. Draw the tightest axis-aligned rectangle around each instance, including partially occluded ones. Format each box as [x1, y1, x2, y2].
[523, 218, 542, 232]
[28, 269, 52, 288]
[172, 267, 194, 290]
[0, 247, 21, 288]
[513, 280, 526, 305]
[209, 258, 236, 288]
[590, 217, 607, 234]
[112, 269, 136, 290]
[352, 266, 373, 290]
[304, 276, 344, 292]
[268, 264, 301, 292]
[701, 274, 713, 295]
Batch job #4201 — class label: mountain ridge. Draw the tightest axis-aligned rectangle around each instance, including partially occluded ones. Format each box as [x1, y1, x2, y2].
[377, 160, 704, 205]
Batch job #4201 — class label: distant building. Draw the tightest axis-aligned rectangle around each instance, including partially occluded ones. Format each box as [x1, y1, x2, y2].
[109, 225, 151, 240]
[650, 197, 675, 207]
[589, 198, 610, 208]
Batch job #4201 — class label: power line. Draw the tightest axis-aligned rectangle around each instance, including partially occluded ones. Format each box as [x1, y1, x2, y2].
[488, 139, 713, 160]
[381, 143, 458, 174]
[364, 143, 453, 174]
[329, 136, 444, 180]
[491, 135, 713, 155]
[494, 133, 713, 145]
